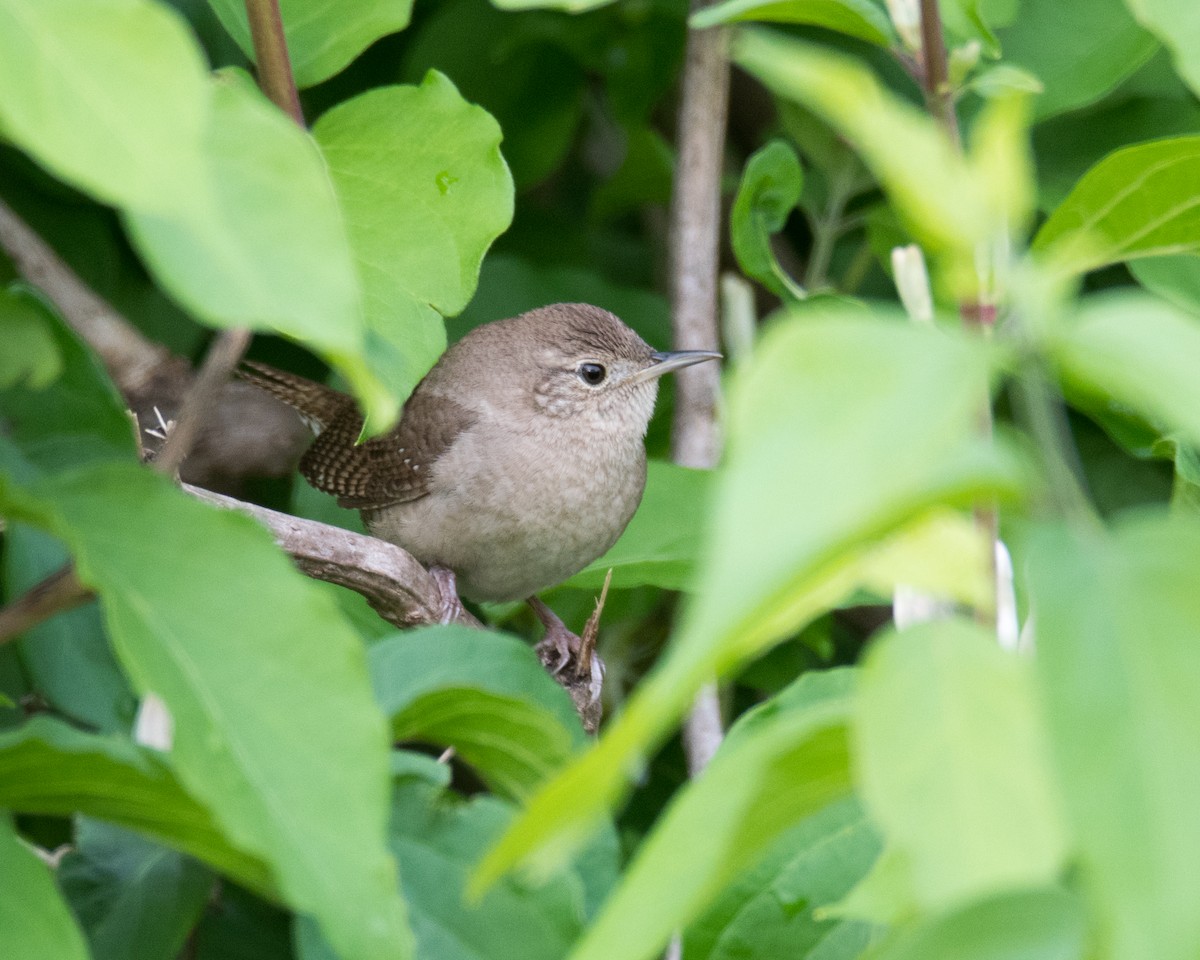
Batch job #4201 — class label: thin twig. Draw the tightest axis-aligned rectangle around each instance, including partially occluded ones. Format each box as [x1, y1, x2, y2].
[918, 0, 959, 144]
[670, 0, 729, 775]
[0, 568, 89, 648]
[244, 0, 304, 125]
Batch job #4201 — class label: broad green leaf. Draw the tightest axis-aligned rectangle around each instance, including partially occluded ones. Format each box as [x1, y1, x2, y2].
[941, 0, 1000, 56]
[730, 140, 806, 300]
[477, 304, 1024, 889]
[691, 0, 896, 47]
[1033, 97, 1200, 211]
[1030, 516, 1200, 960]
[402, 0, 586, 189]
[1130, 254, 1200, 315]
[205, 0, 414, 88]
[123, 76, 392, 427]
[1034, 137, 1200, 273]
[683, 798, 879, 960]
[0, 0, 208, 212]
[566, 672, 858, 960]
[0, 717, 272, 894]
[1049, 292, 1200, 450]
[733, 30, 988, 254]
[0, 285, 60, 389]
[870, 888, 1086, 960]
[996, 0, 1158, 119]
[4, 524, 133, 733]
[0, 813, 89, 960]
[565, 461, 711, 591]
[300, 755, 613, 960]
[0, 285, 135, 471]
[314, 73, 514, 411]
[193, 884, 292, 960]
[369, 626, 584, 800]
[60, 819, 214, 960]
[854, 619, 1067, 910]
[1123, 0, 1200, 98]
[0, 462, 412, 960]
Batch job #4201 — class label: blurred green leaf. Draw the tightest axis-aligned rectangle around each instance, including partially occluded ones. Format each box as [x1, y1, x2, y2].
[1030, 515, 1200, 960]
[1130, 254, 1200, 314]
[205, 0, 414, 88]
[941, 0, 1000, 56]
[590, 127, 675, 223]
[300, 755, 614, 960]
[565, 461, 711, 591]
[0, 813, 89, 960]
[854, 619, 1067, 910]
[869, 888, 1086, 960]
[477, 303, 1024, 890]
[3, 524, 132, 733]
[0, 717, 273, 894]
[314, 72, 513, 417]
[565, 671, 858, 960]
[1049, 292, 1200, 449]
[1123, 0, 1200, 98]
[0, 0, 208, 212]
[730, 140, 806, 300]
[1034, 137, 1200, 272]
[123, 76, 391, 427]
[683, 798, 879, 960]
[0, 285, 61, 389]
[0, 285, 135, 471]
[996, 0, 1158, 119]
[0, 462, 412, 960]
[691, 0, 895, 46]
[733, 30, 989, 254]
[193, 884, 292, 960]
[369, 626, 584, 800]
[60, 819, 214, 960]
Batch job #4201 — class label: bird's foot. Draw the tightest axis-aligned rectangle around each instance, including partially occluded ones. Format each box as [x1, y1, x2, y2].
[429, 565, 468, 625]
[529, 596, 579, 675]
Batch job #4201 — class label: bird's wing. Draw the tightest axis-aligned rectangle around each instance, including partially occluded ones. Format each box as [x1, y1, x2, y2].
[236, 361, 354, 434]
[299, 388, 476, 509]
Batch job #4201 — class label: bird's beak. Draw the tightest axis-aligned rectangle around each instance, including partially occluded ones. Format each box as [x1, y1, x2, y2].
[630, 350, 722, 385]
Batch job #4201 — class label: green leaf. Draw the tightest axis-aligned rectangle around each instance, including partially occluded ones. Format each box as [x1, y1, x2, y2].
[565, 461, 711, 591]
[1034, 137, 1200, 273]
[477, 303, 1023, 890]
[565, 671, 858, 960]
[313, 72, 514, 413]
[941, 0, 1000, 56]
[123, 75, 392, 427]
[0, 463, 412, 960]
[1123, 0, 1200, 98]
[0, 285, 135, 472]
[0, 813, 89, 960]
[3, 524, 133, 733]
[369, 626, 584, 800]
[1049, 292, 1200, 450]
[205, 0, 414, 88]
[730, 140, 806, 301]
[1130, 254, 1200, 315]
[732, 30, 989, 254]
[683, 798, 879, 960]
[60, 819, 214, 960]
[995, 0, 1158, 119]
[0, 285, 61, 389]
[1030, 516, 1200, 960]
[690, 0, 896, 47]
[300, 760, 612, 960]
[853, 619, 1067, 910]
[869, 888, 1086, 960]
[0, 0, 209, 212]
[0, 717, 273, 894]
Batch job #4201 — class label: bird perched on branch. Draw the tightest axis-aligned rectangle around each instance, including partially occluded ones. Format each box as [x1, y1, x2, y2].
[240, 302, 720, 668]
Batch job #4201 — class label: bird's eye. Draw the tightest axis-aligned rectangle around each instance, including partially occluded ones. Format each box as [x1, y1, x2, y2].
[578, 362, 607, 386]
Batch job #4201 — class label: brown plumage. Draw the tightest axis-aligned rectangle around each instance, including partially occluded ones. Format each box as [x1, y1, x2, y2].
[240, 303, 719, 604]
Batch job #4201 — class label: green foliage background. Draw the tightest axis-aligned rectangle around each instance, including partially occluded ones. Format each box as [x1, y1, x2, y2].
[2, 0, 1200, 958]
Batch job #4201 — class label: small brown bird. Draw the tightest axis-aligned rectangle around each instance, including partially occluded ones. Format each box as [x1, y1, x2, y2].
[241, 303, 719, 663]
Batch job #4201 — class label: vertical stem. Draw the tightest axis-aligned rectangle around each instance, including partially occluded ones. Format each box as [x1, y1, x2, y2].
[244, 0, 305, 126]
[670, 2, 730, 776]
